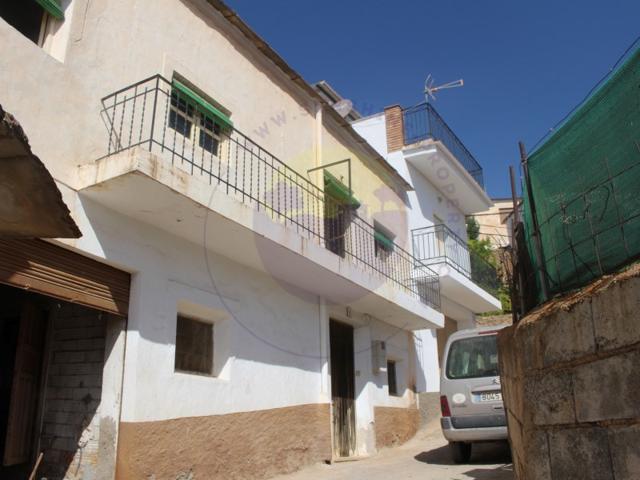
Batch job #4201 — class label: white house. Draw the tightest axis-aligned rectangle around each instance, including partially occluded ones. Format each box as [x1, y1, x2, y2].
[0, 1, 447, 479]
[352, 103, 502, 399]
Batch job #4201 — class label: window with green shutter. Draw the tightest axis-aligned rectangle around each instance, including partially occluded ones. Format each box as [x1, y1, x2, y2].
[374, 222, 395, 258]
[35, 0, 64, 20]
[0, 1, 63, 46]
[167, 78, 233, 157]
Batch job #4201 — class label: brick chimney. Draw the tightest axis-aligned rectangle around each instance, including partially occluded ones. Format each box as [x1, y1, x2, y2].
[384, 105, 405, 152]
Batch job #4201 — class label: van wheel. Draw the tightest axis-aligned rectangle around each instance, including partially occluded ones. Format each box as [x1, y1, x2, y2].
[450, 441, 472, 463]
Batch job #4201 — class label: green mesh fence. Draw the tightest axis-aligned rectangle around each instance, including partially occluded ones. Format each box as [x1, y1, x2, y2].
[522, 46, 640, 306]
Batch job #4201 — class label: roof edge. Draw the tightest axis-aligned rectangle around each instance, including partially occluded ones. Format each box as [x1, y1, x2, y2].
[204, 0, 412, 192]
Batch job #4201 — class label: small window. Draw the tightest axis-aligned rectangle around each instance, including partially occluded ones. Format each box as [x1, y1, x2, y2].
[175, 315, 213, 375]
[387, 360, 398, 396]
[374, 223, 394, 259]
[167, 86, 224, 157]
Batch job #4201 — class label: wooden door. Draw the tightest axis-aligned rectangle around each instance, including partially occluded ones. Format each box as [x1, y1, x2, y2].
[3, 302, 47, 466]
[329, 320, 356, 458]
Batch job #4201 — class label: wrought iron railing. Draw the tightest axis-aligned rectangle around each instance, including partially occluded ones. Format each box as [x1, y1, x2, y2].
[402, 103, 484, 188]
[100, 75, 441, 310]
[412, 224, 499, 295]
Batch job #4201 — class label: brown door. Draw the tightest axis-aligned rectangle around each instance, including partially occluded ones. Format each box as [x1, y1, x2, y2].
[330, 320, 356, 458]
[3, 302, 47, 466]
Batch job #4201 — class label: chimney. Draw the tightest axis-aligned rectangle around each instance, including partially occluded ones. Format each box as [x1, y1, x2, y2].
[384, 105, 405, 152]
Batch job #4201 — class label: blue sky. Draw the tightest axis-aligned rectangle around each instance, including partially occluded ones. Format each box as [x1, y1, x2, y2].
[224, 1, 640, 197]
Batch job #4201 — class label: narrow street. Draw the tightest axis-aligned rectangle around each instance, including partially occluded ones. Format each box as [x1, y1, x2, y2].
[274, 421, 514, 480]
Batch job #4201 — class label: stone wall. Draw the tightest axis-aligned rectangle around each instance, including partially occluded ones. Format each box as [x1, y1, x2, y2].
[498, 264, 640, 480]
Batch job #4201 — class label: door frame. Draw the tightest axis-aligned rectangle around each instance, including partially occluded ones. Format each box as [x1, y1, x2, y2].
[328, 318, 356, 459]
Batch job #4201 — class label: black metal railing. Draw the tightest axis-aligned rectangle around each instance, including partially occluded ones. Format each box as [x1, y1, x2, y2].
[99, 75, 441, 310]
[402, 103, 484, 188]
[412, 224, 500, 295]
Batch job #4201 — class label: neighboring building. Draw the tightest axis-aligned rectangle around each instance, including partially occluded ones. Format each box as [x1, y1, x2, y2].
[472, 197, 520, 248]
[352, 103, 502, 398]
[0, 1, 447, 479]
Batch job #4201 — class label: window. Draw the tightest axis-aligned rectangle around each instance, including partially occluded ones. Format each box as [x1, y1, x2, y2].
[168, 90, 222, 156]
[167, 79, 232, 157]
[446, 335, 499, 380]
[175, 315, 213, 375]
[323, 172, 360, 258]
[374, 223, 394, 259]
[0, 1, 63, 45]
[387, 360, 398, 396]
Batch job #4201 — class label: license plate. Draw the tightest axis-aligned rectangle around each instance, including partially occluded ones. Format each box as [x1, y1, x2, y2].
[479, 392, 502, 402]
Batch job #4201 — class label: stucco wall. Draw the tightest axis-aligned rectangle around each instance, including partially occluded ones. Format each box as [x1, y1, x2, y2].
[1, 0, 404, 222]
[374, 406, 419, 449]
[60, 192, 419, 461]
[498, 264, 640, 480]
[352, 114, 474, 396]
[2, 0, 427, 474]
[116, 403, 331, 480]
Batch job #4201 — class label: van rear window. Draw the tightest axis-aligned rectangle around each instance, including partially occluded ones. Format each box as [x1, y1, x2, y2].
[446, 335, 499, 379]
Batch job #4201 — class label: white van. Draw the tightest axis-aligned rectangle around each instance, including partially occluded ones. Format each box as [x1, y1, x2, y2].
[440, 326, 508, 463]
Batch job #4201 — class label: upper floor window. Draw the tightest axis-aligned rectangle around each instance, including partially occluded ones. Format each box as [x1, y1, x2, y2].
[168, 79, 232, 157]
[374, 222, 394, 259]
[0, 1, 64, 46]
[323, 172, 360, 258]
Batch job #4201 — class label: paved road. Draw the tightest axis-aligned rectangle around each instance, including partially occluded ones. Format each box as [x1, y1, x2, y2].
[274, 422, 514, 480]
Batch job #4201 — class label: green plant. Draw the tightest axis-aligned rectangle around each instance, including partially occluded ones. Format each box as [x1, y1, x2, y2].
[466, 216, 480, 241]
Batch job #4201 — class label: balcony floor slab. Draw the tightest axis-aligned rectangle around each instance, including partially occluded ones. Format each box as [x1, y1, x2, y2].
[77, 148, 444, 330]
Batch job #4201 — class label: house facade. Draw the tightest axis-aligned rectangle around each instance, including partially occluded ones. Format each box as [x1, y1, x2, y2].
[472, 197, 519, 249]
[0, 1, 449, 479]
[352, 103, 502, 396]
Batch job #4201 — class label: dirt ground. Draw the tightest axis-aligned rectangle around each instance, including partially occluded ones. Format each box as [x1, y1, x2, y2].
[273, 421, 514, 480]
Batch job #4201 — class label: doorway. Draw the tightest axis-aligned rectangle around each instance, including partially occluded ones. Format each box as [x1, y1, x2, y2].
[0, 287, 49, 479]
[329, 319, 356, 458]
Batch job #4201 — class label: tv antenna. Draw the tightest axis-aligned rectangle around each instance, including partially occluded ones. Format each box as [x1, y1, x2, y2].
[424, 74, 464, 102]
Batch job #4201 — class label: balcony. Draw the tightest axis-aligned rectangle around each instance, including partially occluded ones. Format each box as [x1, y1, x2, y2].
[412, 224, 501, 313]
[401, 103, 491, 215]
[77, 75, 443, 329]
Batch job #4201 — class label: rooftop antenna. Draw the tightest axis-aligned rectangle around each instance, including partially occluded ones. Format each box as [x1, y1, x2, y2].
[424, 74, 464, 103]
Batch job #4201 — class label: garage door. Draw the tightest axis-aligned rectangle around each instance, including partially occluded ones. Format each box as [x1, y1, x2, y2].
[0, 239, 130, 316]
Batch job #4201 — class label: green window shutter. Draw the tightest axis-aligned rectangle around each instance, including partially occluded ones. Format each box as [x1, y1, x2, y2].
[35, 0, 64, 20]
[323, 171, 360, 208]
[172, 79, 233, 131]
[374, 230, 394, 251]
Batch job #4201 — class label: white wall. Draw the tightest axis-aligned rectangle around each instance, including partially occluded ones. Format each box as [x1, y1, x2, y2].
[62, 190, 328, 422]
[352, 115, 476, 394]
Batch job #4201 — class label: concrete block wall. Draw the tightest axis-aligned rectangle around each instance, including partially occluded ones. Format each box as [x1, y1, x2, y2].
[39, 303, 106, 480]
[498, 264, 640, 480]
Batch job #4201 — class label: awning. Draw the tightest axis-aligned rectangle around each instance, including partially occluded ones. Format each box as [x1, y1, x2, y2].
[172, 79, 233, 130]
[0, 104, 81, 238]
[324, 171, 360, 208]
[374, 230, 394, 250]
[36, 0, 64, 20]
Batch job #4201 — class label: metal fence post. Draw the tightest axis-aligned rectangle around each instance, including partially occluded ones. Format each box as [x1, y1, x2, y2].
[519, 141, 550, 302]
